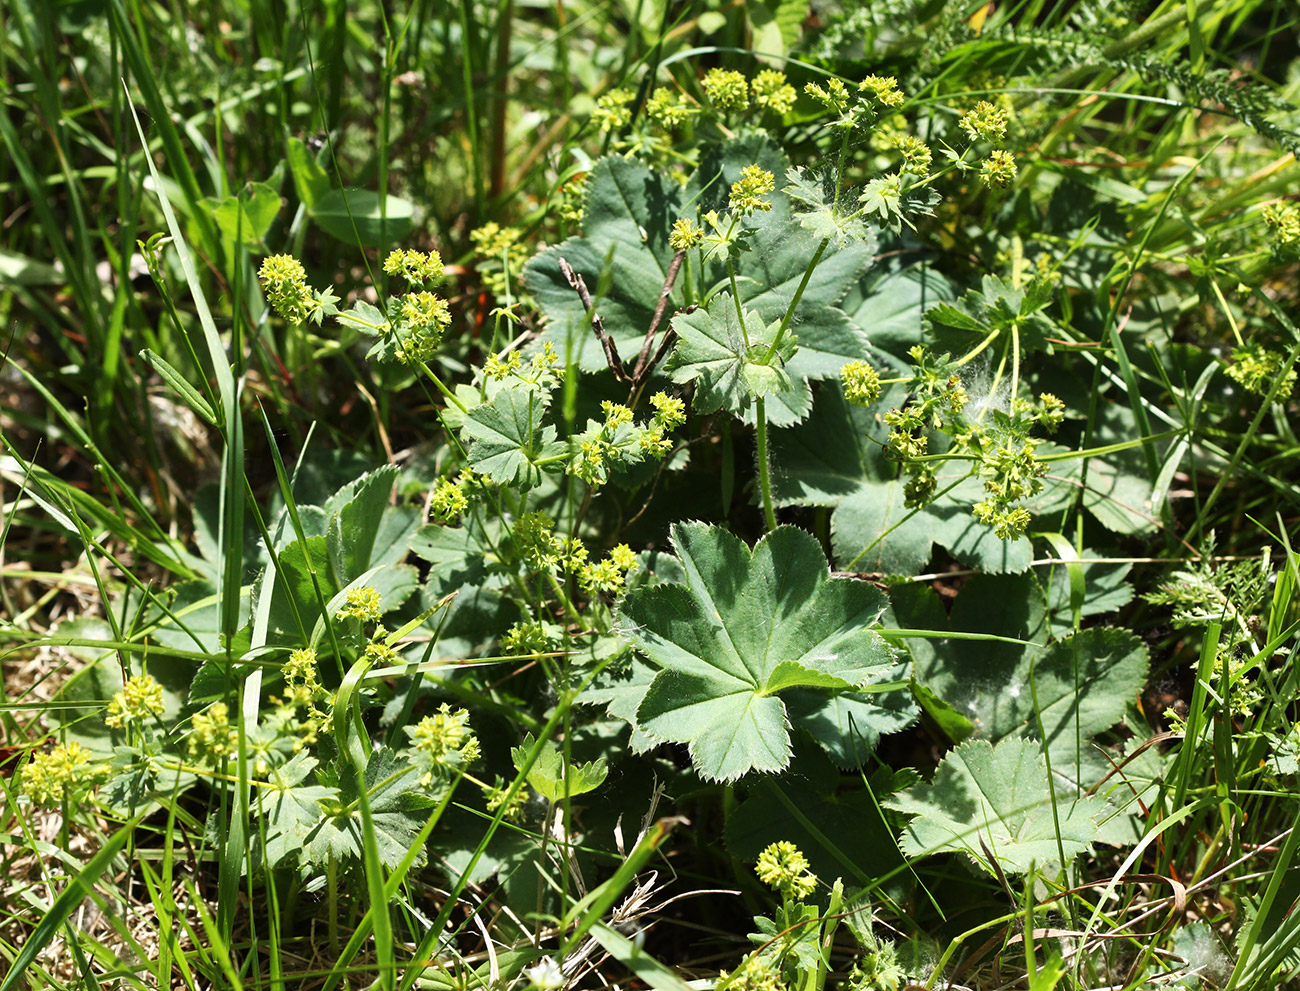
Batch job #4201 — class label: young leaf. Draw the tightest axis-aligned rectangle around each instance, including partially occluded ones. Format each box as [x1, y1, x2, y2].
[198, 181, 281, 248]
[511, 734, 608, 802]
[886, 737, 1104, 875]
[286, 136, 330, 210]
[666, 294, 799, 417]
[618, 523, 914, 781]
[460, 386, 563, 488]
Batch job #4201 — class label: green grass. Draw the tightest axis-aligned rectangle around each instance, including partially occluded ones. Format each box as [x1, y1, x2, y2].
[3, 0, 1300, 988]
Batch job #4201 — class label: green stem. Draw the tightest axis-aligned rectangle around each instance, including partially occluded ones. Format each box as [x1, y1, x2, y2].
[764, 237, 829, 362]
[727, 256, 749, 346]
[416, 360, 469, 412]
[756, 398, 776, 532]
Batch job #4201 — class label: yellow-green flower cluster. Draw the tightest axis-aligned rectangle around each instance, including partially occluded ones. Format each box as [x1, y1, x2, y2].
[702, 68, 749, 112]
[486, 778, 529, 823]
[384, 248, 444, 284]
[1263, 201, 1300, 252]
[859, 74, 905, 108]
[105, 672, 166, 729]
[750, 69, 796, 115]
[407, 703, 481, 786]
[471, 221, 523, 259]
[669, 217, 704, 251]
[569, 392, 685, 485]
[805, 76, 853, 115]
[1227, 343, 1298, 397]
[894, 133, 933, 177]
[513, 512, 588, 573]
[974, 501, 1032, 540]
[259, 254, 318, 324]
[1038, 392, 1066, 430]
[754, 840, 818, 901]
[399, 291, 450, 331]
[730, 164, 776, 216]
[501, 620, 557, 656]
[430, 476, 470, 523]
[484, 342, 561, 389]
[338, 585, 383, 623]
[578, 544, 639, 595]
[718, 957, 784, 991]
[647, 88, 697, 129]
[959, 100, 1009, 142]
[364, 631, 400, 665]
[841, 360, 882, 406]
[592, 88, 635, 131]
[274, 647, 332, 749]
[980, 149, 1017, 187]
[21, 741, 101, 806]
[188, 702, 240, 763]
[470, 222, 532, 298]
[393, 290, 451, 363]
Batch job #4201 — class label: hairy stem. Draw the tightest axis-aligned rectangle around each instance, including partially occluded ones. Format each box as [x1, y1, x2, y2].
[756, 398, 776, 531]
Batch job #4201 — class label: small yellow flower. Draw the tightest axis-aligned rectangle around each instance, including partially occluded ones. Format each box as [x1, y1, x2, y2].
[669, 218, 704, 251]
[729, 164, 776, 216]
[105, 673, 166, 728]
[592, 89, 635, 131]
[259, 254, 317, 323]
[750, 70, 796, 115]
[980, 149, 1018, 187]
[22, 741, 102, 806]
[338, 585, 383, 623]
[702, 68, 749, 112]
[959, 100, 1009, 142]
[841, 360, 882, 406]
[858, 74, 905, 108]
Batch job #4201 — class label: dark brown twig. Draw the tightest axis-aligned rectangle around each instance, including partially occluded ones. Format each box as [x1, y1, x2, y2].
[631, 250, 685, 382]
[558, 256, 629, 383]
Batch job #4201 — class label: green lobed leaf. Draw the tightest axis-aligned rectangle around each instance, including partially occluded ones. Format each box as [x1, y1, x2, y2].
[511, 734, 609, 802]
[886, 737, 1105, 875]
[305, 747, 436, 869]
[666, 294, 800, 417]
[617, 522, 914, 781]
[460, 386, 563, 489]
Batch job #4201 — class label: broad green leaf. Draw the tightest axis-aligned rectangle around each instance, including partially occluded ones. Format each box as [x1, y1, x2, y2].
[260, 753, 338, 868]
[305, 748, 435, 869]
[886, 737, 1104, 875]
[1044, 551, 1133, 637]
[843, 261, 957, 354]
[311, 188, 415, 247]
[526, 156, 684, 372]
[460, 386, 563, 488]
[1081, 454, 1157, 534]
[324, 466, 399, 583]
[618, 523, 914, 781]
[666, 294, 800, 417]
[198, 181, 281, 248]
[286, 136, 330, 210]
[511, 734, 608, 802]
[526, 138, 874, 379]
